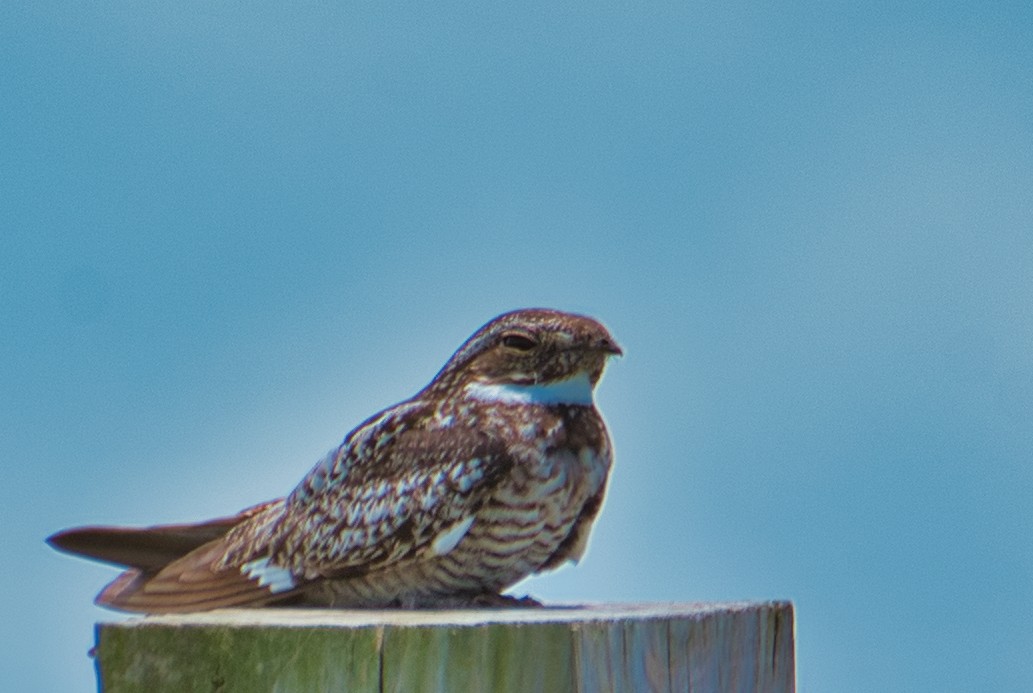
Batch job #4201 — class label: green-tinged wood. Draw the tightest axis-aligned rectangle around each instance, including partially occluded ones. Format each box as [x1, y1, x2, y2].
[93, 602, 795, 693]
[382, 622, 574, 692]
[96, 622, 381, 693]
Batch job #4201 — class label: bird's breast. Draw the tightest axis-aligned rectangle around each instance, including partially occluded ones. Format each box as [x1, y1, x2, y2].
[448, 405, 611, 581]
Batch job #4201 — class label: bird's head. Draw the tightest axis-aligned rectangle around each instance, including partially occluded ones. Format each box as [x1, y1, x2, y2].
[428, 309, 621, 406]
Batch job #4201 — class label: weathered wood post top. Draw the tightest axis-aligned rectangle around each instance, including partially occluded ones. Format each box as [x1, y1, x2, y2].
[96, 600, 795, 692]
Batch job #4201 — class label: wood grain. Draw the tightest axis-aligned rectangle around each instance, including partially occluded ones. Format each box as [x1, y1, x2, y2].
[95, 602, 795, 692]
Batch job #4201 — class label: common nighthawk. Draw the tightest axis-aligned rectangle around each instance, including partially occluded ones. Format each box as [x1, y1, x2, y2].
[48, 308, 621, 612]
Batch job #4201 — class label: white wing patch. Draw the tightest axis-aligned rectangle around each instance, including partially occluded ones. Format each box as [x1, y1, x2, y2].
[431, 515, 475, 556]
[241, 557, 296, 593]
[465, 371, 594, 406]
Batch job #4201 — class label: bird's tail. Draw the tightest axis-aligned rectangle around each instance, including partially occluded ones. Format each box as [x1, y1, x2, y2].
[47, 500, 296, 613]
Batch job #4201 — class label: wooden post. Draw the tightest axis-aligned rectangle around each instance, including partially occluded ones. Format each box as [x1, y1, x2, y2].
[94, 601, 795, 692]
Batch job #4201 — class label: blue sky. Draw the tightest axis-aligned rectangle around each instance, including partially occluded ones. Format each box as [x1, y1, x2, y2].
[3, 2, 1032, 691]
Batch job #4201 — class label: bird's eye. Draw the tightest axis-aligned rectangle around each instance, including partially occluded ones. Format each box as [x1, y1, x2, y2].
[501, 333, 537, 351]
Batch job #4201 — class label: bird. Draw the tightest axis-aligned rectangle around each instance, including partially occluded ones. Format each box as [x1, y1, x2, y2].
[47, 308, 621, 613]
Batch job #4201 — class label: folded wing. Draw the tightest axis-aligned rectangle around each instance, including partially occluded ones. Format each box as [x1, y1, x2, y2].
[48, 421, 512, 613]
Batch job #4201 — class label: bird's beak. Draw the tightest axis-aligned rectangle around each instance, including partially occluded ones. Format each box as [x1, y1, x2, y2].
[595, 338, 623, 357]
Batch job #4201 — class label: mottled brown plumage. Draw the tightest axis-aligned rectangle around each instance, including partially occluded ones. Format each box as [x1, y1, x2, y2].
[48, 308, 621, 612]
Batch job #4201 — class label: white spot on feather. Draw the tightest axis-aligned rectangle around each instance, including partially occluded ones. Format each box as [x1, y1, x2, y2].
[347, 504, 363, 525]
[465, 371, 594, 406]
[391, 497, 407, 517]
[365, 498, 388, 524]
[241, 557, 295, 593]
[431, 515, 475, 556]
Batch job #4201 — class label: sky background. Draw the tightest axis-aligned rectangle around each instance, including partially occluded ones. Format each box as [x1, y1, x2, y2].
[3, 2, 1032, 691]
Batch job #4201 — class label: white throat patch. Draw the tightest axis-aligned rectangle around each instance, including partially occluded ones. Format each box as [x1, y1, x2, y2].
[465, 371, 595, 406]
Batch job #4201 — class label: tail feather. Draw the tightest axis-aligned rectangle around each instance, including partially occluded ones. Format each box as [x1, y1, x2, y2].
[48, 500, 296, 613]
[47, 522, 233, 571]
[45, 500, 279, 571]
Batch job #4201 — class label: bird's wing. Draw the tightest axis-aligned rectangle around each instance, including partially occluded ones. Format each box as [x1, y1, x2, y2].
[263, 423, 513, 580]
[86, 403, 512, 613]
